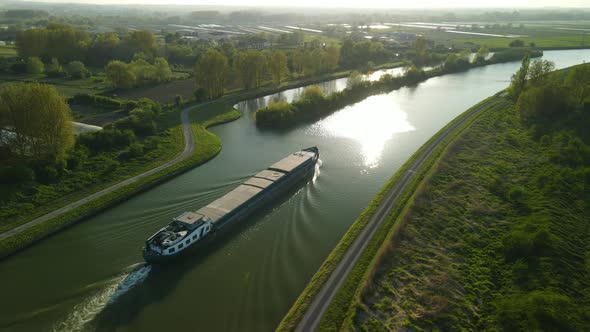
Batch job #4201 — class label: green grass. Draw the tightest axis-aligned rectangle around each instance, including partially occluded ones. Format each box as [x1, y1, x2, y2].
[276, 95, 506, 332]
[0, 45, 17, 57]
[455, 35, 590, 49]
[0, 72, 111, 97]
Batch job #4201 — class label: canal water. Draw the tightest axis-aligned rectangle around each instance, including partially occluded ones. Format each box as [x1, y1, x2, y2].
[1, 50, 589, 332]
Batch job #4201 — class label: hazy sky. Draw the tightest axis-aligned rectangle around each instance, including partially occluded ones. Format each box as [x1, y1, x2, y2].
[25, 0, 590, 8]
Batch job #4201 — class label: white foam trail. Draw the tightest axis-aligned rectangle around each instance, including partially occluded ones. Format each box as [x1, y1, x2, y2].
[52, 265, 151, 332]
[312, 163, 321, 184]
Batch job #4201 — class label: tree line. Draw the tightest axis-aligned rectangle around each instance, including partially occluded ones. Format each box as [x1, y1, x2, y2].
[16, 24, 157, 66]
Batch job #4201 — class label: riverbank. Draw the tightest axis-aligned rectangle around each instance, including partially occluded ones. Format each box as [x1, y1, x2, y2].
[257, 49, 540, 129]
[277, 94, 510, 331]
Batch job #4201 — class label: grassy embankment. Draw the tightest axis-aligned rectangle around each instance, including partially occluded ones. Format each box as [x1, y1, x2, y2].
[342, 66, 590, 331]
[276, 95, 509, 331]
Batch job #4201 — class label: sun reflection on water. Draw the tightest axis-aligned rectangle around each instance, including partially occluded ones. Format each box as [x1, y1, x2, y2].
[308, 94, 415, 169]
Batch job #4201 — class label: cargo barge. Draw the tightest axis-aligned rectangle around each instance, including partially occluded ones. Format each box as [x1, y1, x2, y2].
[143, 147, 319, 263]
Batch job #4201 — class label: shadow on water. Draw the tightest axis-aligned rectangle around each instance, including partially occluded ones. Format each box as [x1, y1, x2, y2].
[88, 167, 320, 331]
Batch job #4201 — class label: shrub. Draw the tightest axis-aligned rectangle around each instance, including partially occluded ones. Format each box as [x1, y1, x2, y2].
[45, 58, 65, 77]
[66, 61, 89, 79]
[66, 148, 88, 169]
[509, 39, 525, 47]
[26, 57, 44, 74]
[35, 165, 58, 184]
[102, 158, 120, 175]
[0, 166, 35, 184]
[508, 185, 526, 204]
[144, 136, 161, 150]
[78, 129, 136, 152]
[496, 291, 581, 331]
[194, 87, 207, 102]
[113, 108, 157, 137]
[119, 143, 144, 160]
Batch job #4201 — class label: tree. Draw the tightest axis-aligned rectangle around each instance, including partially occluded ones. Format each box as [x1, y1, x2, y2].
[46, 57, 63, 77]
[565, 65, 590, 106]
[26, 56, 44, 74]
[127, 30, 157, 54]
[476, 46, 490, 61]
[413, 36, 428, 56]
[527, 59, 555, 84]
[509, 39, 525, 47]
[105, 60, 136, 89]
[267, 51, 289, 85]
[291, 49, 305, 74]
[66, 61, 89, 78]
[153, 57, 172, 82]
[234, 50, 266, 89]
[325, 45, 340, 71]
[175, 95, 183, 108]
[0, 83, 74, 159]
[16, 25, 90, 62]
[346, 71, 363, 89]
[508, 51, 531, 101]
[194, 49, 228, 99]
[93, 32, 120, 49]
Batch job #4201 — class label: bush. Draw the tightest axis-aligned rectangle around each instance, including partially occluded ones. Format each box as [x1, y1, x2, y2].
[66, 61, 89, 79]
[70, 93, 140, 111]
[509, 39, 525, 47]
[78, 129, 136, 152]
[0, 166, 35, 184]
[144, 136, 161, 150]
[66, 148, 88, 169]
[35, 165, 58, 184]
[45, 58, 65, 78]
[496, 291, 581, 331]
[113, 108, 157, 137]
[194, 87, 207, 102]
[508, 185, 526, 204]
[26, 57, 44, 74]
[119, 143, 144, 160]
[102, 158, 120, 175]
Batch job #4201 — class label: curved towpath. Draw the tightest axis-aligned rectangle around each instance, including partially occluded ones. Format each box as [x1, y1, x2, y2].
[294, 96, 500, 332]
[0, 104, 201, 242]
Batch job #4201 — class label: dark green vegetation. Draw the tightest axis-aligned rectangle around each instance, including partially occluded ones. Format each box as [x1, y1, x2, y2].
[257, 49, 540, 129]
[342, 64, 590, 331]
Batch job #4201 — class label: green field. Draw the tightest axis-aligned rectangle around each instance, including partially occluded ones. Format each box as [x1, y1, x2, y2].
[0, 45, 16, 57]
[389, 23, 590, 50]
[455, 35, 589, 49]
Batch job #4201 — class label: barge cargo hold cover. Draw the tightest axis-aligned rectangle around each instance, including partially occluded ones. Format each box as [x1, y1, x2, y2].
[143, 147, 319, 263]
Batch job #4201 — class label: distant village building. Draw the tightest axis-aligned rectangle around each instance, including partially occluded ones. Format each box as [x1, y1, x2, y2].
[175, 29, 198, 37]
[238, 36, 270, 49]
